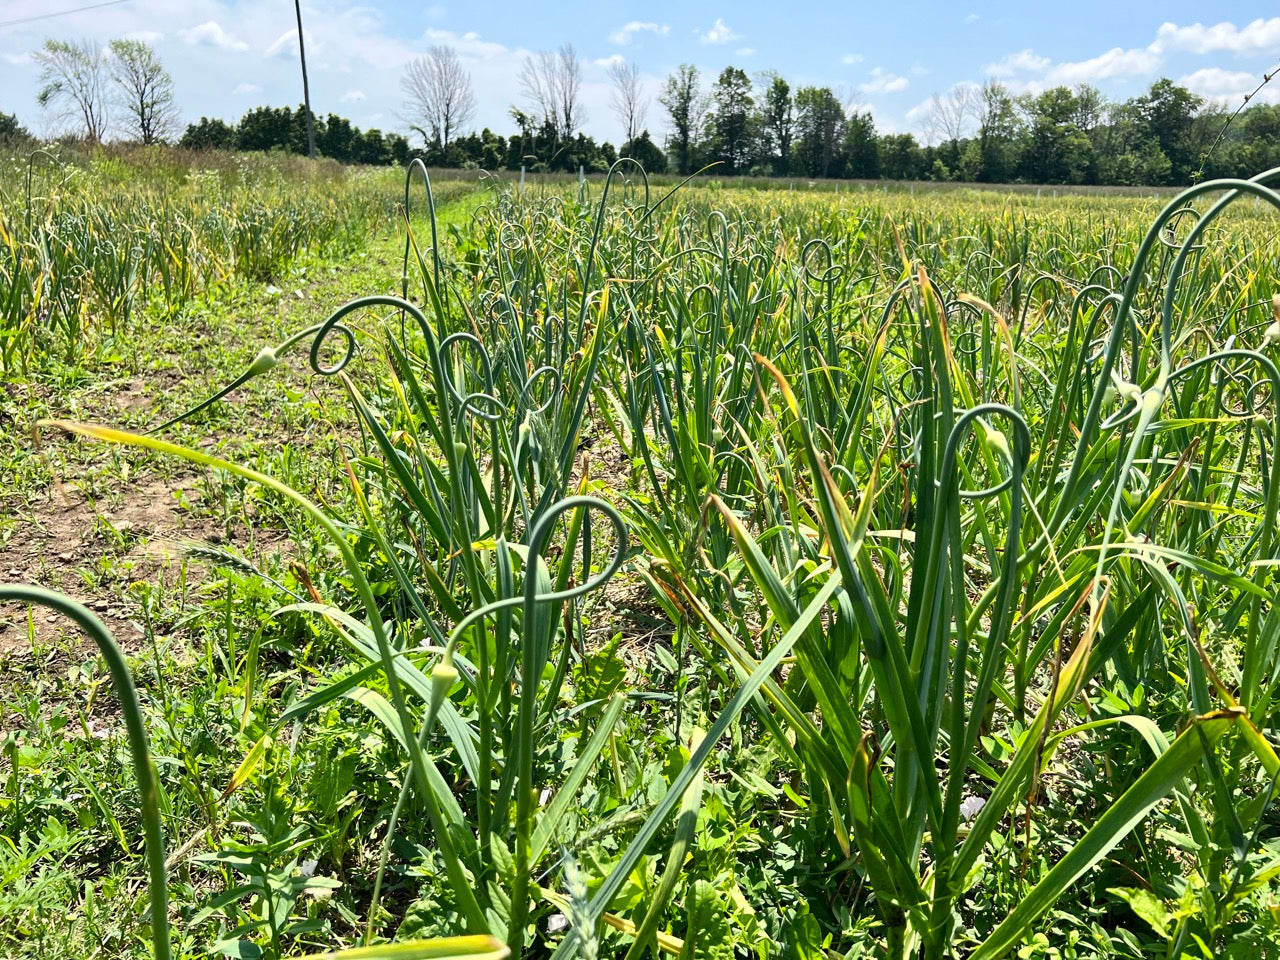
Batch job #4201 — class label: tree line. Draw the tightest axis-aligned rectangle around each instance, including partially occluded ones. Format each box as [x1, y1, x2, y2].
[178, 108, 411, 168]
[11, 35, 1280, 186]
[398, 46, 1280, 186]
[625, 64, 1277, 186]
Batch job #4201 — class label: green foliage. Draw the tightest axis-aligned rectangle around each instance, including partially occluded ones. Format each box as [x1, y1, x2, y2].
[793, 85, 845, 178]
[706, 67, 754, 176]
[180, 107, 410, 167]
[0, 112, 34, 147]
[193, 777, 341, 957]
[181, 116, 237, 150]
[620, 131, 667, 174]
[659, 64, 701, 176]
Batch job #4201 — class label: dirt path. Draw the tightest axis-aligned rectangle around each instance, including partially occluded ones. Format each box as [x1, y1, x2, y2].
[0, 238, 399, 673]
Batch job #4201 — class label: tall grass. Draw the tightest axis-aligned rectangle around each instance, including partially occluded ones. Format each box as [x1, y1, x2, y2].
[0, 148, 469, 372]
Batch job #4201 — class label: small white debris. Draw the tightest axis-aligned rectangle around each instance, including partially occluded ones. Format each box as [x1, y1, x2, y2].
[960, 795, 987, 821]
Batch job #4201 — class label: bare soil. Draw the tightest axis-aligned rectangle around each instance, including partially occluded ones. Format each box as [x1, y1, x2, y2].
[0, 472, 213, 658]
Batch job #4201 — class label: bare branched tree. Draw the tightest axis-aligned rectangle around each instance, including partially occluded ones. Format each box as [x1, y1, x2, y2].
[607, 59, 647, 145]
[402, 45, 477, 151]
[519, 43, 585, 142]
[926, 83, 979, 146]
[555, 43, 584, 140]
[34, 38, 109, 142]
[518, 52, 555, 133]
[108, 39, 178, 144]
[835, 83, 865, 118]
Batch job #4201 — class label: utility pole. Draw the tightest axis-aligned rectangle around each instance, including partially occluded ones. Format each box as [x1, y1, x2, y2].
[294, 0, 316, 158]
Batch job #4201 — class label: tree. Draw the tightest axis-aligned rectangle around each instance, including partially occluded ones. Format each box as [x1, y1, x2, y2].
[507, 107, 539, 165]
[180, 116, 236, 150]
[1070, 84, 1106, 183]
[607, 59, 647, 146]
[553, 45, 585, 141]
[237, 106, 298, 152]
[1019, 86, 1094, 184]
[879, 133, 924, 180]
[659, 64, 702, 175]
[929, 84, 978, 144]
[0, 112, 35, 147]
[107, 39, 177, 144]
[317, 112, 357, 161]
[758, 72, 794, 176]
[1242, 104, 1280, 174]
[519, 43, 584, 143]
[793, 85, 844, 178]
[402, 45, 477, 152]
[619, 130, 667, 173]
[972, 80, 1020, 183]
[707, 66, 754, 174]
[473, 128, 507, 170]
[925, 83, 978, 175]
[34, 38, 109, 142]
[1132, 78, 1203, 184]
[843, 110, 880, 179]
[1095, 99, 1169, 186]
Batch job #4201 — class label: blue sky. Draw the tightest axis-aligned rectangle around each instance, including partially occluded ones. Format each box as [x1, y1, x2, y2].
[2, 1, 1279, 145]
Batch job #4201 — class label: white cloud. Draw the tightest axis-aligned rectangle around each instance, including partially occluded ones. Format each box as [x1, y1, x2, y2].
[340, 89, 367, 103]
[865, 103, 899, 135]
[425, 28, 522, 63]
[608, 21, 669, 46]
[2, 1, 437, 136]
[904, 97, 934, 126]
[982, 18, 1280, 106]
[736, 47, 756, 57]
[265, 28, 307, 59]
[964, 13, 979, 24]
[177, 21, 248, 54]
[1179, 67, 1280, 104]
[986, 49, 1051, 77]
[1046, 46, 1161, 85]
[699, 18, 740, 45]
[988, 44, 1160, 91]
[1153, 18, 1280, 55]
[0, 0, 901, 146]
[124, 30, 164, 44]
[859, 67, 909, 94]
[593, 53, 626, 68]
[842, 53, 864, 65]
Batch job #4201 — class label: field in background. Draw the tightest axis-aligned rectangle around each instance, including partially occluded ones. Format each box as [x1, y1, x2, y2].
[3, 150, 1280, 959]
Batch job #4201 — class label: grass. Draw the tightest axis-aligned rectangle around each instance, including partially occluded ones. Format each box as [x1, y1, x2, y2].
[4, 151, 1280, 959]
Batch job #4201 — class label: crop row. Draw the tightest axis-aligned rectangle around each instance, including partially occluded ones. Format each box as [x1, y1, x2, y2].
[9, 162, 1280, 957]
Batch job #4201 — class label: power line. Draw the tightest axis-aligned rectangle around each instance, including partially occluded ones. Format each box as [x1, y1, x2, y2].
[0, 0, 131, 30]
